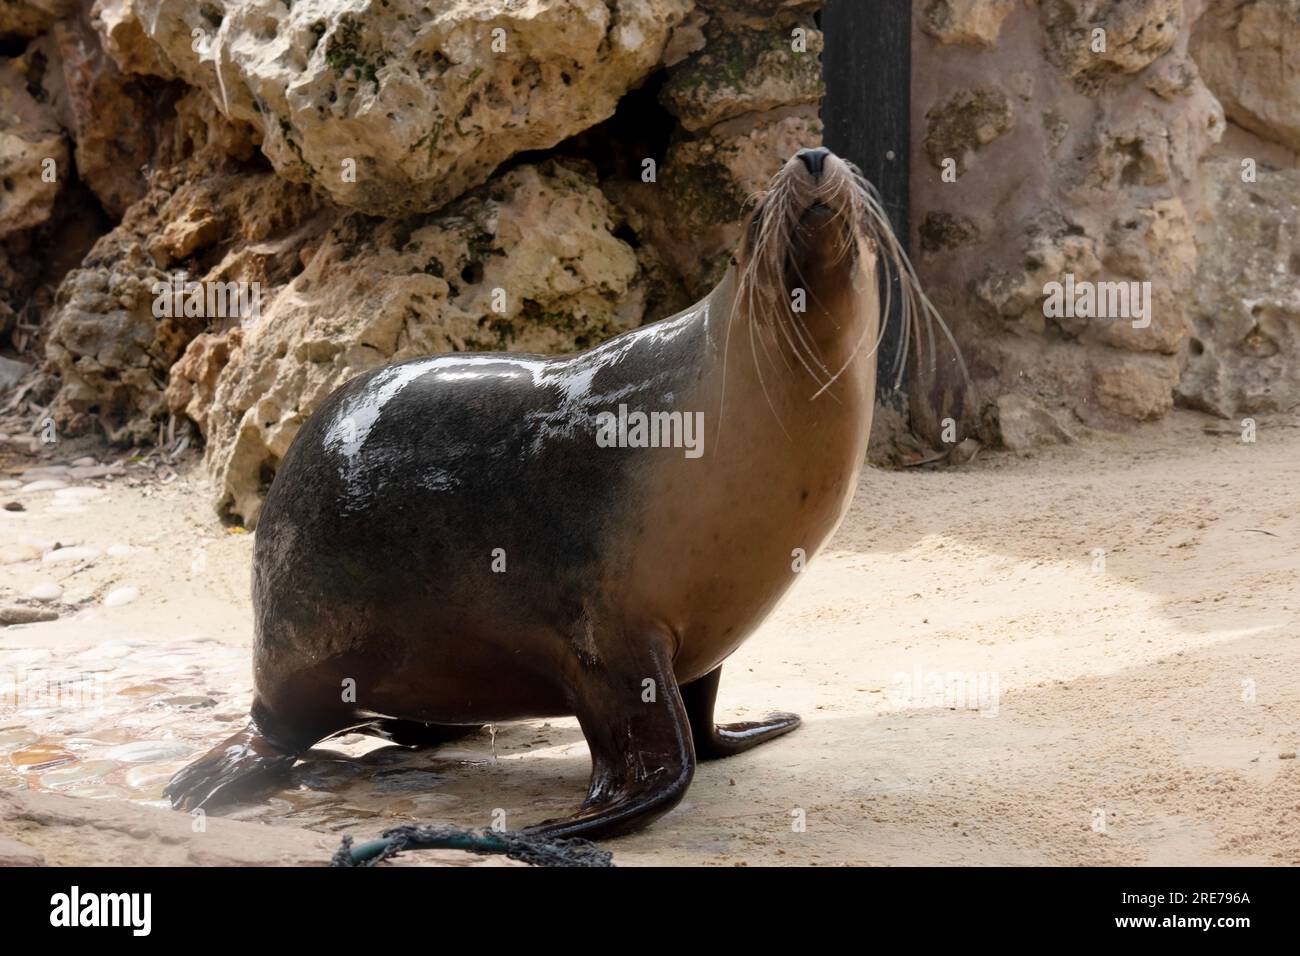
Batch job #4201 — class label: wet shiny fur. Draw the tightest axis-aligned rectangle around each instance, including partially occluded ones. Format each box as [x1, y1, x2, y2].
[167, 148, 905, 839]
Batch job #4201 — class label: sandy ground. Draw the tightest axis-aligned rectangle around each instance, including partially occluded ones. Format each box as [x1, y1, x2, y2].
[2, 409, 1298, 866]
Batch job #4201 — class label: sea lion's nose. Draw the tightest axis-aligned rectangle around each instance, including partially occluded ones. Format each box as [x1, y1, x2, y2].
[796, 147, 831, 178]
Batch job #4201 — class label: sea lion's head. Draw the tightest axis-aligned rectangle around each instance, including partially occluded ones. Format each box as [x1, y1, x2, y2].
[733, 146, 962, 394]
[739, 146, 874, 285]
[730, 147, 883, 386]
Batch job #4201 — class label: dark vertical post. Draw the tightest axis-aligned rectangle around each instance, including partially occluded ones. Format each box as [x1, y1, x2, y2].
[820, 0, 912, 408]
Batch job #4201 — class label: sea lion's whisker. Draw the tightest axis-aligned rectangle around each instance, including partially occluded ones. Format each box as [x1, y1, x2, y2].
[747, 297, 793, 441]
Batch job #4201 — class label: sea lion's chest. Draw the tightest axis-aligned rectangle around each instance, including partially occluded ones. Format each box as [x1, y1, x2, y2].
[625, 363, 875, 680]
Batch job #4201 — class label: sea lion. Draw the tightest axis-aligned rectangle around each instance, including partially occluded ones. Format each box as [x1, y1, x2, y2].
[166, 147, 949, 839]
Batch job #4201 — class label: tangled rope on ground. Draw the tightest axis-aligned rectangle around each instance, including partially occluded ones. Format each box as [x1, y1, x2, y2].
[330, 825, 615, 867]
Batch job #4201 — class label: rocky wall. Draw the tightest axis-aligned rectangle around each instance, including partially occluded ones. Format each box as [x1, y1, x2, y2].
[2, 0, 824, 524]
[4, 0, 1296, 524]
[911, 0, 1300, 447]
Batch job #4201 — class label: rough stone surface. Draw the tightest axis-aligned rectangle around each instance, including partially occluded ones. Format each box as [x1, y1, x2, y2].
[13, 0, 828, 521]
[164, 328, 236, 438]
[910, 0, 1233, 446]
[0, 354, 33, 391]
[1093, 358, 1179, 420]
[923, 0, 1016, 48]
[14, 0, 1292, 504]
[100, 0, 693, 215]
[51, 11, 171, 218]
[1089, 197, 1196, 357]
[1042, 0, 1185, 87]
[202, 160, 645, 526]
[991, 393, 1077, 451]
[91, 0, 176, 78]
[612, 109, 824, 298]
[1178, 159, 1300, 417]
[1192, 0, 1300, 152]
[920, 210, 981, 253]
[0, 22, 164, 345]
[42, 91, 323, 443]
[0, 832, 46, 865]
[659, 17, 822, 132]
[695, 0, 821, 27]
[0, 29, 108, 336]
[0, 57, 69, 239]
[622, 3, 825, 297]
[0, 0, 75, 39]
[924, 86, 1016, 174]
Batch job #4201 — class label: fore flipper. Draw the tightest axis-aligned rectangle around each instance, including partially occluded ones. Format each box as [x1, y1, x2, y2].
[523, 628, 695, 840]
[681, 665, 800, 760]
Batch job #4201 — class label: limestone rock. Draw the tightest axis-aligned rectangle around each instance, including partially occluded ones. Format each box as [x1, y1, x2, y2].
[106, 0, 693, 215]
[991, 393, 1076, 451]
[92, 0, 177, 78]
[660, 9, 708, 67]
[0, 354, 32, 391]
[1042, 0, 1184, 86]
[164, 329, 237, 438]
[202, 160, 644, 526]
[1178, 159, 1300, 417]
[695, 0, 822, 28]
[909, 0, 1230, 442]
[1, 33, 131, 338]
[1192, 0, 1300, 152]
[1086, 198, 1196, 357]
[923, 87, 1015, 174]
[1089, 118, 1177, 188]
[659, 18, 823, 132]
[1145, 53, 1200, 100]
[0, 833, 45, 866]
[0, 0, 75, 39]
[923, 0, 1016, 48]
[52, 12, 171, 218]
[919, 211, 981, 254]
[974, 214, 1102, 332]
[0, 57, 69, 240]
[42, 103, 323, 443]
[614, 110, 823, 298]
[1093, 358, 1178, 420]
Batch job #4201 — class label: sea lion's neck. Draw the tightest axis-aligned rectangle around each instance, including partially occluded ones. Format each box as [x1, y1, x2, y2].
[704, 260, 879, 418]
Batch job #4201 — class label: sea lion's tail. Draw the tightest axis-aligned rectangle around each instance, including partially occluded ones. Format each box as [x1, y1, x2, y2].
[165, 722, 299, 812]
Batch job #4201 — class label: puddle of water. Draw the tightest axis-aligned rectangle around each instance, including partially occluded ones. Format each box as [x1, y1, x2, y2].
[0, 636, 516, 836]
[0, 637, 248, 803]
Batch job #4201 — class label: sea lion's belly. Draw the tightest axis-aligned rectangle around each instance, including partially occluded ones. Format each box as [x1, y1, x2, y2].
[249, 338, 704, 722]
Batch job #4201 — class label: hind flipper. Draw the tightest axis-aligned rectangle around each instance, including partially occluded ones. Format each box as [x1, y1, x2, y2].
[165, 722, 300, 812]
[681, 666, 800, 760]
